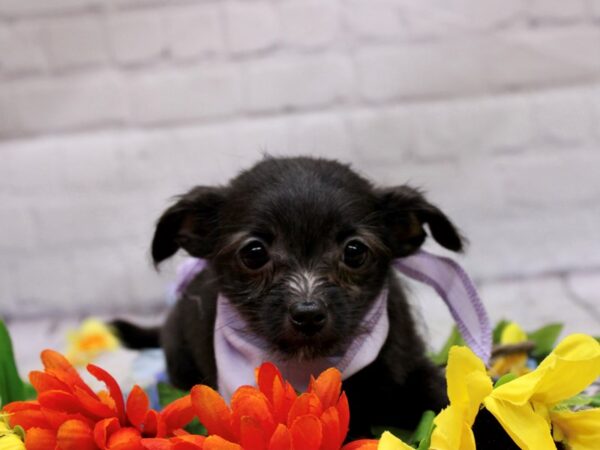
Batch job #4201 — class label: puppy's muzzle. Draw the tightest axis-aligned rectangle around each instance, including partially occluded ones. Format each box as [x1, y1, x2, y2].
[289, 300, 327, 335]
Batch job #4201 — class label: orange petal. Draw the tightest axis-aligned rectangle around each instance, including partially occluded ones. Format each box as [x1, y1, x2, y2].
[203, 435, 242, 450]
[42, 349, 96, 397]
[41, 407, 93, 431]
[271, 374, 297, 424]
[24, 427, 57, 450]
[341, 439, 379, 450]
[310, 368, 342, 409]
[141, 438, 173, 450]
[126, 385, 150, 429]
[239, 416, 267, 450]
[29, 370, 69, 394]
[3, 402, 48, 430]
[94, 417, 120, 449]
[161, 395, 195, 432]
[268, 423, 292, 450]
[320, 406, 341, 450]
[336, 392, 350, 441]
[287, 393, 322, 426]
[56, 419, 97, 450]
[143, 410, 167, 438]
[191, 385, 234, 441]
[74, 385, 116, 419]
[231, 386, 276, 438]
[256, 362, 281, 401]
[107, 426, 144, 450]
[88, 363, 126, 425]
[290, 414, 322, 450]
[38, 389, 82, 414]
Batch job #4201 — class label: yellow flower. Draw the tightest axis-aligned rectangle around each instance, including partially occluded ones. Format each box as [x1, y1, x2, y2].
[378, 431, 414, 450]
[551, 408, 600, 449]
[0, 415, 25, 450]
[430, 346, 493, 450]
[66, 318, 120, 366]
[488, 322, 530, 378]
[483, 334, 600, 450]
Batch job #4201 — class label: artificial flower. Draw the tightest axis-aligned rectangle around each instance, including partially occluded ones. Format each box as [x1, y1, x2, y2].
[488, 322, 530, 378]
[430, 346, 493, 450]
[483, 333, 600, 450]
[0, 414, 25, 450]
[3, 350, 193, 450]
[66, 318, 120, 366]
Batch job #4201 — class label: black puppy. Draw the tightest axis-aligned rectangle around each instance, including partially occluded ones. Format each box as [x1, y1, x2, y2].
[115, 157, 466, 438]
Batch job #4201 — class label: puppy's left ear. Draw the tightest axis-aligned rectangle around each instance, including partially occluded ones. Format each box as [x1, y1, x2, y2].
[377, 185, 465, 256]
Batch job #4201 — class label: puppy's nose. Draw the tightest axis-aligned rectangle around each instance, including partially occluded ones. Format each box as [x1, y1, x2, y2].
[289, 301, 326, 334]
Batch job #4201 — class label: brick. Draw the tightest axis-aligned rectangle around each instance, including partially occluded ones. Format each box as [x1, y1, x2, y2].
[0, 263, 14, 317]
[165, 4, 223, 60]
[280, 0, 339, 48]
[0, 0, 100, 18]
[528, 0, 587, 22]
[128, 66, 242, 124]
[108, 10, 165, 65]
[592, 0, 600, 17]
[286, 113, 351, 160]
[401, 0, 526, 37]
[344, 1, 405, 40]
[0, 204, 36, 251]
[412, 94, 533, 159]
[464, 206, 600, 279]
[565, 273, 600, 322]
[497, 150, 600, 208]
[587, 87, 600, 142]
[531, 89, 595, 147]
[243, 55, 352, 112]
[0, 138, 65, 194]
[41, 15, 108, 70]
[225, 1, 279, 54]
[356, 40, 487, 102]
[484, 28, 600, 90]
[0, 88, 20, 137]
[478, 278, 600, 337]
[14, 253, 77, 314]
[347, 107, 413, 165]
[228, 118, 289, 160]
[0, 22, 46, 74]
[14, 72, 128, 133]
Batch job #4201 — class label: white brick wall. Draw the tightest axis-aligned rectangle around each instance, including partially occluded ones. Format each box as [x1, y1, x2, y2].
[0, 0, 599, 340]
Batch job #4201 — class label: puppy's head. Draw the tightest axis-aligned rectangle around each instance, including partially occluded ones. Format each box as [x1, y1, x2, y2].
[152, 157, 464, 359]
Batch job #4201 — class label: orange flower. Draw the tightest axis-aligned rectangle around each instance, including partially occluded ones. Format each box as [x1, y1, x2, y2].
[2, 350, 194, 450]
[186, 362, 377, 450]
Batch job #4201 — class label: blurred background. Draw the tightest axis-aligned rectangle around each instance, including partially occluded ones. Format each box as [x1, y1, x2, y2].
[0, 0, 599, 377]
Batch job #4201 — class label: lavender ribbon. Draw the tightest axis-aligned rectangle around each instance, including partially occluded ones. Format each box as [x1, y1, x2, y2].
[394, 250, 491, 364]
[173, 250, 492, 365]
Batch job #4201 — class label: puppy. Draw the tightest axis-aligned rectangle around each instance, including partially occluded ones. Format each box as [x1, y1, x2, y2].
[115, 156, 466, 438]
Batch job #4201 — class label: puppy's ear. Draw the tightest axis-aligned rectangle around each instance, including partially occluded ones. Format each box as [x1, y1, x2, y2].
[151, 186, 226, 266]
[377, 185, 465, 256]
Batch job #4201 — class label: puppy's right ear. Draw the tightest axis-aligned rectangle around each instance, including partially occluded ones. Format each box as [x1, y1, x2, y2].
[151, 186, 226, 266]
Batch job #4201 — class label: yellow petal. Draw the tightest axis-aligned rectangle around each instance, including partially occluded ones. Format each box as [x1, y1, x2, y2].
[446, 346, 491, 407]
[378, 431, 414, 450]
[532, 334, 600, 405]
[501, 322, 527, 344]
[430, 406, 463, 450]
[490, 334, 600, 406]
[0, 434, 26, 450]
[483, 397, 556, 450]
[551, 408, 600, 450]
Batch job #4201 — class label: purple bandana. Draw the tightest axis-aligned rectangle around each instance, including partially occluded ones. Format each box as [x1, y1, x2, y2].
[172, 250, 491, 398]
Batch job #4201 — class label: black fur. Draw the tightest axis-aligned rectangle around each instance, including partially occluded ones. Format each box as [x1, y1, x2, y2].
[115, 157, 469, 438]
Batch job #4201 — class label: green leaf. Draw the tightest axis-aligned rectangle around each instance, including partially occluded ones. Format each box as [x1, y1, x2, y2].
[528, 323, 563, 359]
[494, 373, 518, 388]
[0, 319, 26, 407]
[589, 393, 600, 408]
[185, 417, 207, 436]
[157, 382, 189, 409]
[430, 326, 465, 366]
[554, 395, 593, 410]
[492, 319, 510, 345]
[411, 410, 436, 447]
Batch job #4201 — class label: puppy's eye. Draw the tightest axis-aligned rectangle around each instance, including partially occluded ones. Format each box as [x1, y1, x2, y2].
[239, 240, 270, 270]
[342, 240, 369, 269]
